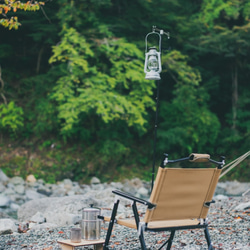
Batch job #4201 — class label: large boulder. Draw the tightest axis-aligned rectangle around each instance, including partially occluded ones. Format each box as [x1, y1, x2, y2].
[18, 197, 59, 222]
[45, 211, 81, 226]
[17, 187, 127, 226]
[18, 190, 110, 219]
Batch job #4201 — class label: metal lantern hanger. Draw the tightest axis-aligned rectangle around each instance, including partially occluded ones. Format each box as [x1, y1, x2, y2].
[144, 26, 170, 80]
[144, 26, 170, 192]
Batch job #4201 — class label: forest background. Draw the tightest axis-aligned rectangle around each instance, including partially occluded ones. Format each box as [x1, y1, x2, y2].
[0, 0, 249, 184]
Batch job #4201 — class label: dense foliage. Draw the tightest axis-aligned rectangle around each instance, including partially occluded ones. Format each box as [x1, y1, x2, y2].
[0, 0, 44, 29]
[0, 0, 249, 183]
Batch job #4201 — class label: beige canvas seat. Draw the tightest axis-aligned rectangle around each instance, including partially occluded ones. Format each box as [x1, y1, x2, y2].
[100, 153, 224, 250]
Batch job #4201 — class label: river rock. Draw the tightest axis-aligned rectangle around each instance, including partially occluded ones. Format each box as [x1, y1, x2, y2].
[90, 177, 101, 185]
[214, 194, 229, 201]
[0, 195, 11, 207]
[9, 176, 25, 186]
[14, 184, 25, 195]
[25, 189, 47, 200]
[0, 168, 249, 230]
[10, 202, 20, 211]
[122, 179, 142, 194]
[0, 211, 11, 219]
[0, 169, 9, 183]
[136, 186, 149, 198]
[233, 201, 250, 211]
[50, 186, 67, 197]
[26, 174, 36, 183]
[29, 222, 58, 231]
[0, 218, 17, 235]
[63, 179, 73, 191]
[30, 212, 46, 224]
[216, 181, 250, 196]
[0, 183, 6, 193]
[3, 187, 15, 197]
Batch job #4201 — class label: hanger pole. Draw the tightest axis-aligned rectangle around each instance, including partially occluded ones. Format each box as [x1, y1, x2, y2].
[151, 80, 160, 192]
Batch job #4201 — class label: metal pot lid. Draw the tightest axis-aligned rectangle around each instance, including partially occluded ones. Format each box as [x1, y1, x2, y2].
[83, 204, 100, 212]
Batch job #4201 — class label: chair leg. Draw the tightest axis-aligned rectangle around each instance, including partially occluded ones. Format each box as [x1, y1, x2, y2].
[103, 199, 120, 250]
[158, 230, 175, 250]
[204, 226, 213, 250]
[131, 201, 147, 250]
[138, 227, 147, 250]
[166, 230, 175, 250]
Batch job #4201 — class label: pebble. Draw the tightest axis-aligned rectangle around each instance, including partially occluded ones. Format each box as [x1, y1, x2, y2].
[0, 169, 249, 249]
[1, 200, 249, 250]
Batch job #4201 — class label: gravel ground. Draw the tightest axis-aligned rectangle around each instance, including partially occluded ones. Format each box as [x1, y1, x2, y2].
[0, 196, 249, 250]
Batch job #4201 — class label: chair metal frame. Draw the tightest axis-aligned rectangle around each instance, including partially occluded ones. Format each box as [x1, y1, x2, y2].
[100, 153, 225, 250]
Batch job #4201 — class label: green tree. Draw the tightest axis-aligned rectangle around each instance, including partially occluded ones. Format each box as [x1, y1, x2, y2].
[0, 0, 44, 29]
[187, 0, 250, 154]
[49, 27, 155, 138]
[0, 66, 24, 138]
[0, 101, 24, 134]
[157, 50, 220, 156]
[0, 0, 249, 181]
[46, 0, 157, 173]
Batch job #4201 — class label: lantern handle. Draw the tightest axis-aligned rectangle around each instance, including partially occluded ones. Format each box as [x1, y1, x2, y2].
[145, 26, 170, 53]
[152, 26, 170, 39]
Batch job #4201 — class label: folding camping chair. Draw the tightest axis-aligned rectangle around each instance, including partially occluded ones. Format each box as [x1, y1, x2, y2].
[100, 153, 225, 250]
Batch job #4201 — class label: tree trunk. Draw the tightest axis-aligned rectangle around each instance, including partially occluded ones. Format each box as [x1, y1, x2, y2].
[36, 47, 44, 74]
[232, 64, 238, 130]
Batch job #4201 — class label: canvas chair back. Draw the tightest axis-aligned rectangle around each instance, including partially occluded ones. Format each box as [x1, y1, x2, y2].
[144, 167, 221, 223]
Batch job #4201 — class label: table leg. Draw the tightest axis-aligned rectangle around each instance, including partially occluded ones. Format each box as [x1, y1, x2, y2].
[94, 243, 103, 250]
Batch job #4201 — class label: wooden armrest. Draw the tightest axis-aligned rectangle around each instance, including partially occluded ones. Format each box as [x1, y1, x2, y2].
[112, 190, 156, 209]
